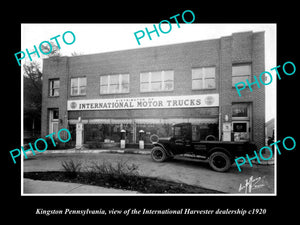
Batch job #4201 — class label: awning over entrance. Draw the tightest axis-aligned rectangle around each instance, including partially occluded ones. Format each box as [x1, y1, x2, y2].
[68, 118, 218, 125]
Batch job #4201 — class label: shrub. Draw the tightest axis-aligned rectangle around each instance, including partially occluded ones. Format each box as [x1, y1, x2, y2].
[86, 160, 139, 188]
[61, 160, 82, 178]
[89, 160, 139, 177]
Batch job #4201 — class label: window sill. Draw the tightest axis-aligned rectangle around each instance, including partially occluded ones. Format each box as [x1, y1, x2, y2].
[140, 90, 174, 93]
[192, 88, 216, 91]
[70, 94, 87, 97]
[100, 92, 130, 95]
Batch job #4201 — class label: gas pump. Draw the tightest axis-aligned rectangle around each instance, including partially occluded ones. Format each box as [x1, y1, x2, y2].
[139, 130, 145, 149]
[120, 129, 126, 149]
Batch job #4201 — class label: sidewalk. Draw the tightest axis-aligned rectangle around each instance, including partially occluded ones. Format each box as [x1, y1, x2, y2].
[23, 178, 137, 194]
[25, 148, 151, 155]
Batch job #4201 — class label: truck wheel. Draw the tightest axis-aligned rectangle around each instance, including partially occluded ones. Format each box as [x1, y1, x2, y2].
[209, 152, 231, 172]
[151, 146, 167, 162]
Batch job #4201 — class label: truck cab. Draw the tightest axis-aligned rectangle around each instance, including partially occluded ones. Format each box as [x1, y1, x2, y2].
[151, 123, 256, 172]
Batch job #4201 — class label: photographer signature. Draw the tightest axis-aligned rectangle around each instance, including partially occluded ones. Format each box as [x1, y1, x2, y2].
[238, 176, 266, 193]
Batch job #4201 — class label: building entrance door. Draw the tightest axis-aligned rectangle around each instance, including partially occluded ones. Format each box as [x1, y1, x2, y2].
[232, 121, 250, 142]
[49, 109, 59, 138]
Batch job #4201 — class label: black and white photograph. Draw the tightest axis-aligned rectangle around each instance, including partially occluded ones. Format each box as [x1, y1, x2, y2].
[21, 23, 276, 195]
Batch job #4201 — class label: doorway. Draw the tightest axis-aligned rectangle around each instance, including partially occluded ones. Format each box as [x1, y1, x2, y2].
[232, 121, 250, 142]
[232, 103, 252, 142]
[49, 109, 59, 138]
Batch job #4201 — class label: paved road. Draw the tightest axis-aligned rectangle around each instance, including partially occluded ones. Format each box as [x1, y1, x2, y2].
[23, 152, 275, 194]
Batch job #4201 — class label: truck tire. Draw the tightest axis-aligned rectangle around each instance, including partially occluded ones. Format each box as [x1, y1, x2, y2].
[151, 146, 167, 162]
[209, 152, 232, 172]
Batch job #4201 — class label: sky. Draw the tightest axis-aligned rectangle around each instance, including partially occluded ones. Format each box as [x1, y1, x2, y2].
[21, 23, 276, 121]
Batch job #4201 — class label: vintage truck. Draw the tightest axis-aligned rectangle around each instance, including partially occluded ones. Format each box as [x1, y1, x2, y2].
[150, 123, 256, 172]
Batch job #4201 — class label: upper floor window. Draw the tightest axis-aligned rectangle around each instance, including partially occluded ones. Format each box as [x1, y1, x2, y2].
[100, 74, 129, 94]
[192, 67, 216, 90]
[71, 77, 86, 96]
[140, 70, 174, 92]
[232, 64, 251, 87]
[49, 79, 60, 97]
[232, 103, 250, 120]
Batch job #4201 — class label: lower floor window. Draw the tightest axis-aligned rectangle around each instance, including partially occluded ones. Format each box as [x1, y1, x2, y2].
[84, 124, 125, 143]
[136, 124, 173, 144]
[77, 120, 218, 145]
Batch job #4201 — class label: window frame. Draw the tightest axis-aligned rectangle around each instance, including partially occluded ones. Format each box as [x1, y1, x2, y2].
[232, 63, 252, 87]
[100, 74, 130, 95]
[232, 103, 250, 121]
[140, 70, 174, 93]
[70, 77, 87, 96]
[49, 79, 60, 97]
[192, 67, 216, 90]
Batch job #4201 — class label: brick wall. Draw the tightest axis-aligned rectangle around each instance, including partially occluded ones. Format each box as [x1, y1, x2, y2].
[219, 31, 265, 149]
[41, 31, 265, 148]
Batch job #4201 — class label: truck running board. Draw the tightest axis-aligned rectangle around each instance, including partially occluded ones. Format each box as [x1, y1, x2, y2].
[180, 154, 207, 160]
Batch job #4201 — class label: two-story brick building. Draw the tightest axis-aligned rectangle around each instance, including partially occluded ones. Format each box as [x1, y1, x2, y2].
[41, 31, 265, 149]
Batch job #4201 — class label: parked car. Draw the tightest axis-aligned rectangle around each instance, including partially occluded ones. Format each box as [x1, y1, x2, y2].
[150, 123, 256, 172]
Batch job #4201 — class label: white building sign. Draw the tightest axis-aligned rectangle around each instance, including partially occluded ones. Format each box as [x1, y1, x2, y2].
[67, 94, 219, 111]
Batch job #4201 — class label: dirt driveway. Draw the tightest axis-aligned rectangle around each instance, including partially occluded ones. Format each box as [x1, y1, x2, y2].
[23, 152, 275, 194]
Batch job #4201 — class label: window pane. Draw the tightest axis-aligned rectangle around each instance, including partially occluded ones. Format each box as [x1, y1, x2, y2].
[53, 89, 59, 96]
[164, 70, 174, 81]
[100, 76, 108, 85]
[174, 127, 181, 136]
[110, 84, 119, 93]
[192, 68, 203, 79]
[79, 77, 86, 86]
[71, 87, 78, 95]
[232, 104, 248, 117]
[140, 83, 149, 92]
[232, 76, 250, 86]
[100, 85, 108, 94]
[80, 86, 86, 95]
[232, 64, 251, 76]
[71, 78, 77, 87]
[121, 83, 129, 93]
[192, 79, 203, 89]
[53, 109, 59, 119]
[151, 71, 162, 82]
[164, 81, 173, 91]
[53, 80, 60, 88]
[205, 78, 215, 88]
[204, 67, 215, 78]
[110, 75, 119, 84]
[151, 82, 161, 91]
[233, 123, 247, 132]
[121, 74, 129, 84]
[140, 73, 149, 82]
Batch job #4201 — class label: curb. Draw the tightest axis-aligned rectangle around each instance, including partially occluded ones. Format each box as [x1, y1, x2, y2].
[25, 148, 151, 156]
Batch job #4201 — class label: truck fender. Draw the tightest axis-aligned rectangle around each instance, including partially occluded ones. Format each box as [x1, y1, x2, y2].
[152, 143, 173, 157]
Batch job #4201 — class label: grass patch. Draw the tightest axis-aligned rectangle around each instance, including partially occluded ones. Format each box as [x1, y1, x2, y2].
[24, 159, 223, 194]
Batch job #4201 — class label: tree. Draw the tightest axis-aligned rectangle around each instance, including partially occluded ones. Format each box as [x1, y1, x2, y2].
[23, 61, 42, 94]
[23, 61, 42, 140]
[40, 40, 61, 57]
[23, 40, 62, 140]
